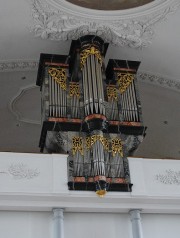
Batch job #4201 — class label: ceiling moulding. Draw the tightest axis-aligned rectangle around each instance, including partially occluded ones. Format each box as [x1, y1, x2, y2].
[31, 0, 180, 48]
[9, 85, 41, 125]
[0, 61, 38, 72]
[137, 72, 180, 92]
[1, 60, 180, 92]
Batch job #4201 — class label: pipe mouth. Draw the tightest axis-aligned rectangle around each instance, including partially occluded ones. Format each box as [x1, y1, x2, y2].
[96, 189, 107, 198]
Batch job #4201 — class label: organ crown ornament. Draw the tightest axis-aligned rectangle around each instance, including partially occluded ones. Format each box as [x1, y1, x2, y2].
[36, 35, 146, 197]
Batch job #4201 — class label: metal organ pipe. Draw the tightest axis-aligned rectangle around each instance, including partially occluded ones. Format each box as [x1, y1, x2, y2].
[87, 57, 94, 114]
[95, 57, 105, 115]
[117, 73, 139, 122]
[90, 55, 98, 113]
[131, 80, 139, 121]
[48, 68, 52, 117]
[81, 47, 105, 116]
[70, 82, 80, 119]
[91, 131, 107, 197]
[48, 67, 67, 118]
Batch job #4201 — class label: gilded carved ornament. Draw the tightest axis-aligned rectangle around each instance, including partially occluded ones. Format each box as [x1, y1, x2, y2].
[72, 136, 83, 155]
[86, 135, 109, 151]
[107, 86, 118, 101]
[117, 72, 134, 94]
[111, 138, 123, 157]
[80, 46, 102, 70]
[48, 67, 67, 90]
[69, 83, 80, 98]
[85, 137, 91, 150]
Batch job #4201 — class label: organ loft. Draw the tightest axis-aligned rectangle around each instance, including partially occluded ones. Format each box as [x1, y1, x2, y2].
[36, 35, 146, 197]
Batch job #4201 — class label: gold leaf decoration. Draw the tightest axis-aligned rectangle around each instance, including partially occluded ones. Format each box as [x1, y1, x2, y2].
[69, 83, 80, 98]
[107, 86, 118, 101]
[117, 72, 134, 94]
[91, 135, 109, 151]
[80, 46, 102, 70]
[111, 138, 123, 157]
[72, 137, 83, 155]
[48, 67, 67, 90]
[85, 137, 91, 150]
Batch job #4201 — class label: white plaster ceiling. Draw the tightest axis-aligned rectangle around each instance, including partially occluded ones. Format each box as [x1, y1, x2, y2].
[0, 0, 180, 159]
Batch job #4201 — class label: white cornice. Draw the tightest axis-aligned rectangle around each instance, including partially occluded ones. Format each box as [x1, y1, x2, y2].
[0, 192, 180, 214]
[30, 0, 180, 48]
[0, 60, 38, 72]
[1, 60, 180, 92]
[137, 71, 180, 92]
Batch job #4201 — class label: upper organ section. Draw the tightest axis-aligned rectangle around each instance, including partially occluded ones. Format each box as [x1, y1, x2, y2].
[37, 35, 144, 144]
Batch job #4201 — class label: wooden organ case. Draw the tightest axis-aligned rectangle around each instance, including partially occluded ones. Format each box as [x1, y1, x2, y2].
[36, 35, 146, 197]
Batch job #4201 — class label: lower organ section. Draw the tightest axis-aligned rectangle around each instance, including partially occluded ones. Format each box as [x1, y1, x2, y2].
[68, 133, 142, 195]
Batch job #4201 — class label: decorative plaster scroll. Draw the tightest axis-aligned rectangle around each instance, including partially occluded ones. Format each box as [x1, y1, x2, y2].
[9, 85, 41, 125]
[0, 163, 40, 179]
[31, 0, 180, 48]
[0, 59, 180, 92]
[1, 58, 179, 93]
[0, 61, 38, 72]
[137, 72, 180, 92]
[156, 169, 180, 185]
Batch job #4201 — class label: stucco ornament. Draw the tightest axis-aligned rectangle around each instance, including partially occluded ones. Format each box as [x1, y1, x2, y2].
[137, 72, 180, 91]
[0, 60, 38, 72]
[0, 163, 40, 179]
[8, 163, 40, 179]
[156, 169, 180, 185]
[31, 0, 180, 48]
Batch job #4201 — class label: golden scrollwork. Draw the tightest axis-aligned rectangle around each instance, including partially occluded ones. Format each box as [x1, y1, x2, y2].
[69, 83, 80, 98]
[91, 135, 109, 151]
[107, 86, 118, 101]
[80, 46, 102, 70]
[85, 137, 91, 150]
[111, 138, 123, 157]
[48, 67, 67, 90]
[117, 72, 134, 94]
[72, 137, 83, 155]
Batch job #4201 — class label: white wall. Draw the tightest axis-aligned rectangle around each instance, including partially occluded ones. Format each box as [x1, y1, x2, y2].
[0, 211, 131, 238]
[142, 214, 180, 238]
[0, 211, 52, 238]
[1, 211, 180, 238]
[0, 153, 180, 238]
[64, 213, 131, 238]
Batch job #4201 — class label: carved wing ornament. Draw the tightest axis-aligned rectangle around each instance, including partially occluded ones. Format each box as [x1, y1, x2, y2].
[48, 67, 67, 90]
[31, 0, 180, 48]
[117, 73, 134, 94]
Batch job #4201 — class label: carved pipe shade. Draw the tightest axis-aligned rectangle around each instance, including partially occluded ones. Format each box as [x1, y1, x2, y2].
[66, 0, 154, 10]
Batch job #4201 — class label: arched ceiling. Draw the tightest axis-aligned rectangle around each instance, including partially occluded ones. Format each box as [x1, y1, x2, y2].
[0, 0, 180, 159]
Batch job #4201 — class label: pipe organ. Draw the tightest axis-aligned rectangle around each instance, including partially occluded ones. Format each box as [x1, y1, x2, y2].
[37, 35, 146, 197]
